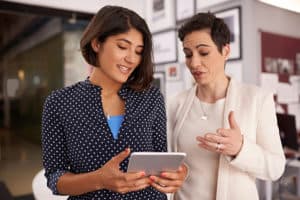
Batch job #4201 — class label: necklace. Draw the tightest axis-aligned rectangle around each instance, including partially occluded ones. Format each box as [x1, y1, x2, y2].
[199, 100, 208, 120]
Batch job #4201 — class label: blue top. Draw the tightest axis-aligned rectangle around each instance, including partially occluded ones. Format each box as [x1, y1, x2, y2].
[107, 115, 124, 140]
[41, 79, 167, 200]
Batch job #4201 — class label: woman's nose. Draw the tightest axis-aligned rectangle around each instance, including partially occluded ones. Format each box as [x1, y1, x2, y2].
[125, 52, 137, 64]
[189, 55, 201, 68]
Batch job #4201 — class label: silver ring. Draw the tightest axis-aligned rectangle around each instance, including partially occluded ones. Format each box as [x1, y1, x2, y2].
[158, 183, 167, 187]
[216, 143, 221, 151]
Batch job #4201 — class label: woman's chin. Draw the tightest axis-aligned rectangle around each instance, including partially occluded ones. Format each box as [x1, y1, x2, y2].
[195, 79, 208, 86]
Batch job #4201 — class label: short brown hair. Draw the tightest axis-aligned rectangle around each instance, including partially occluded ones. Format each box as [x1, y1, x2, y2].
[80, 6, 154, 91]
[178, 12, 230, 53]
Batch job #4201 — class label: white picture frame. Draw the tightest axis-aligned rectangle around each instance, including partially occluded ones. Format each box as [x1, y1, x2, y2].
[196, 0, 232, 11]
[215, 7, 242, 60]
[177, 36, 186, 63]
[153, 30, 177, 65]
[146, 0, 175, 33]
[176, 0, 195, 22]
[166, 63, 181, 81]
[176, 21, 186, 63]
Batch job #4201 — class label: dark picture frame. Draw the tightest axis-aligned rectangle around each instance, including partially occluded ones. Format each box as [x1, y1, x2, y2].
[153, 71, 166, 96]
[215, 6, 242, 61]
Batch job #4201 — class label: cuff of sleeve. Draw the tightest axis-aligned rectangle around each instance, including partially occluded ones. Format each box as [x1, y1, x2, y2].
[225, 136, 254, 171]
[183, 163, 190, 182]
[47, 170, 69, 195]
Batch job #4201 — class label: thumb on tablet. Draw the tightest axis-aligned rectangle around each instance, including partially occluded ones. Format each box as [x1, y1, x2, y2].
[112, 148, 131, 164]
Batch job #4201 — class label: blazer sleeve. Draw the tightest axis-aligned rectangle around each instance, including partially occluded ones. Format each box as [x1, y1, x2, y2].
[229, 92, 286, 181]
[41, 93, 69, 194]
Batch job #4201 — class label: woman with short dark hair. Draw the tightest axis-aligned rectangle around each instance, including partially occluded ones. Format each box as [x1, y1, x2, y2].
[42, 6, 187, 200]
[168, 12, 285, 200]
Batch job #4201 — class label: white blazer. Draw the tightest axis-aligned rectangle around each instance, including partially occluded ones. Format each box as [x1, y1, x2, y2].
[167, 78, 286, 200]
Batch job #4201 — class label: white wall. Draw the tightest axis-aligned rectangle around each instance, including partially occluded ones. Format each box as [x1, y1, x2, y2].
[3, 0, 145, 17]
[254, 1, 300, 85]
[240, 0, 300, 85]
[255, 1, 300, 38]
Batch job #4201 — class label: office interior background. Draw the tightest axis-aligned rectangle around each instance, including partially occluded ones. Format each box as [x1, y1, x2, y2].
[0, 0, 300, 199]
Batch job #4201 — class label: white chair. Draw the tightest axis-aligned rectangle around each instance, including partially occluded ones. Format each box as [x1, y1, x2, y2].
[32, 169, 68, 200]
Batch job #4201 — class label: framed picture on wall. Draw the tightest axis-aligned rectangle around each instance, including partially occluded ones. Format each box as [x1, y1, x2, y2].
[196, 0, 232, 11]
[153, 72, 166, 96]
[153, 29, 177, 65]
[146, 0, 175, 32]
[176, 0, 195, 22]
[215, 6, 242, 60]
[166, 63, 181, 81]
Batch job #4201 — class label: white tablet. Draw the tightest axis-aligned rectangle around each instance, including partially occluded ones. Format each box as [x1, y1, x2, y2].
[127, 152, 186, 175]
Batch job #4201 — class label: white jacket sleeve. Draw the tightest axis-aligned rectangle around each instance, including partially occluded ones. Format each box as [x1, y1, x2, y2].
[228, 93, 286, 181]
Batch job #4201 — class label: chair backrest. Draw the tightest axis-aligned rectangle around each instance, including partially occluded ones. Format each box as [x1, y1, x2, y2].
[276, 113, 299, 151]
[0, 181, 13, 200]
[32, 169, 68, 200]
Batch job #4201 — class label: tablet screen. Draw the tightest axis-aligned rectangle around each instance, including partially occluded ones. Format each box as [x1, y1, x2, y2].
[127, 152, 186, 175]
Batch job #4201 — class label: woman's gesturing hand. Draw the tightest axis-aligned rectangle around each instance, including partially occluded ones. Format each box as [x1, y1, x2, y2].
[149, 164, 188, 193]
[196, 111, 243, 156]
[96, 148, 150, 194]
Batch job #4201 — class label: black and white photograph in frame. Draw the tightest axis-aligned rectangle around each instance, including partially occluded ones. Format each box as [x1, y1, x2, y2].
[153, 29, 177, 65]
[277, 58, 294, 75]
[153, 71, 166, 97]
[146, 0, 175, 32]
[176, 0, 195, 22]
[264, 57, 278, 73]
[215, 6, 242, 60]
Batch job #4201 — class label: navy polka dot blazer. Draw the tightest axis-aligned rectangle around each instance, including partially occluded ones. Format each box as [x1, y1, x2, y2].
[41, 79, 167, 200]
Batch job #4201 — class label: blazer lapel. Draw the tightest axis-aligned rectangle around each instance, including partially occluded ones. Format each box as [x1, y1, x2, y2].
[172, 85, 197, 152]
[216, 78, 238, 200]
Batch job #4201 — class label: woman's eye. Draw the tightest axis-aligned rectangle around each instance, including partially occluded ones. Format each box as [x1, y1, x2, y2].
[136, 51, 142, 55]
[184, 53, 192, 58]
[200, 52, 209, 56]
[118, 45, 127, 50]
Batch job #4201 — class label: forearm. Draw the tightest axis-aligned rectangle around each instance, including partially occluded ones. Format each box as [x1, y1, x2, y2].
[57, 170, 102, 196]
[229, 137, 285, 180]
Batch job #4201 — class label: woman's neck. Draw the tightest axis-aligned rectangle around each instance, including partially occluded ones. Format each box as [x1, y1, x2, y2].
[89, 67, 121, 96]
[197, 76, 229, 103]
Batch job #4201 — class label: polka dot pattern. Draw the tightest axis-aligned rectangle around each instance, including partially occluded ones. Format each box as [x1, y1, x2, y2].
[41, 79, 167, 200]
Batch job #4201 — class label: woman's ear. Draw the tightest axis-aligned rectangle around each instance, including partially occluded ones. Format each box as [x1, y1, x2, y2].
[91, 38, 100, 52]
[223, 44, 230, 60]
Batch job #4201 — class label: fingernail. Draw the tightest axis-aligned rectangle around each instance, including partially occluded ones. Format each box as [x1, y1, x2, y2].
[161, 173, 166, 177]
[140, 171, 145, 176]
[149, 176, 155, 181]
